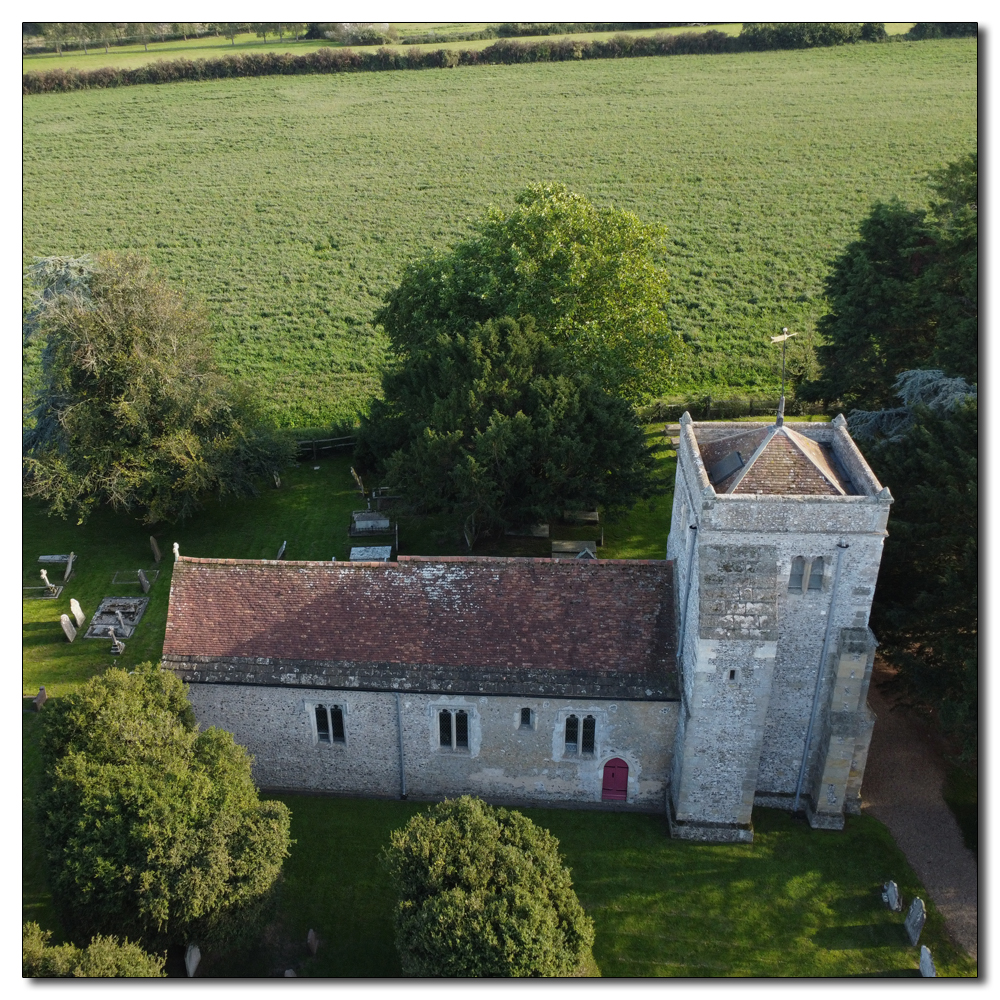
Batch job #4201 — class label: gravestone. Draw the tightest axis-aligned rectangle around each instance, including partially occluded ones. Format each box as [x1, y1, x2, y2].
[109, 627, 126, 656]
[150, 536, 162, 564]
[184, 943, 201, 977]
[63, 552, 76, 582]
[40, 569, 56, 593]
[350, 546, 392, 562]
[276, 541, 287, 560]
[284, 969, 296, 977]
[273, 472, 281, 489]
[307, 929, 318, 955]
[173, 542, 180, 562]
[33, 687, 47, 711]
[138, 569, 150, 594]
[60, 614, 77, 643]
[919, 945, 936, 977]
[84, 596, 148, 639]
[116, 610, 128, 634]
[905, 897, 926, 945]
[70, 598, 85, 628]
[882, 880, 902, 912]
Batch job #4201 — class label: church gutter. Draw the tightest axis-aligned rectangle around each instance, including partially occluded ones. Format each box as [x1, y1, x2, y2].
[793, 539, 849, 813]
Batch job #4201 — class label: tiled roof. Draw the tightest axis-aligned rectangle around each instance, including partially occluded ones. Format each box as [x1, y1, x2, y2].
[696, 425, 854, 495]
[162, 555, 678, 699]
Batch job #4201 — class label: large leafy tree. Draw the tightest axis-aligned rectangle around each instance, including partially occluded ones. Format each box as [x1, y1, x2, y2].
[375, 183, 678, 406]
[22, 251, 292, 524]
[384, 796, 595, 977]
[39, 663, 292, 951]
[22, 923, 167, 978]
[857, 396, 978, 758]
[800, 152, 977, 408]
[359, 315, 658, 538]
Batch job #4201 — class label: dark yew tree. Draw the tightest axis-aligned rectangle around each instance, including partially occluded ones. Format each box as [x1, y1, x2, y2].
[359, 315, 659, 539]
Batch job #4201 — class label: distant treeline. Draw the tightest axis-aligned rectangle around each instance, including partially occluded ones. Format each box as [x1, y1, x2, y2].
[23, 23, 979, 96]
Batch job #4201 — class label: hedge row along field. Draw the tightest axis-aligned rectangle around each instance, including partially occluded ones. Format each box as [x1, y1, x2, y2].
[22, 24, 902, 95]
[22, 40, 977, 428]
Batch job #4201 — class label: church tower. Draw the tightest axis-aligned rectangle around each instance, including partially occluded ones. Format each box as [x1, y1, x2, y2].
[666, 412, 892, 842]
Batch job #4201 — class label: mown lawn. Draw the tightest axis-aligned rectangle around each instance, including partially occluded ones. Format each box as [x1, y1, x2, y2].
[22, 39, 976, 426]
[218, 797, 975, 977]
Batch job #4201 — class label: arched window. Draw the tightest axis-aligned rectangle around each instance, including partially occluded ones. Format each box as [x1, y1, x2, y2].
[807, 556, 824, 590]
[565, 715, 579, 753]
[314, 704, 346, 744]
[315, 704, 330, 743]
[330, 705, 346, 742]
[520, 707, 532, 729]
[581, 716, 596, 755]
[439, 709, 452, 748]
[455, 710, 469, 749]
[788, 557, 805, 592]
[438, 708, 470, 751]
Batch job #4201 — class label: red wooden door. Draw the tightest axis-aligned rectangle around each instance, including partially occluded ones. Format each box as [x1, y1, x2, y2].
[602, 758, 628, 801]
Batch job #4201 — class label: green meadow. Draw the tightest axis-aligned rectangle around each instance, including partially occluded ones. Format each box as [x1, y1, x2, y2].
[22, 39, 976, 426]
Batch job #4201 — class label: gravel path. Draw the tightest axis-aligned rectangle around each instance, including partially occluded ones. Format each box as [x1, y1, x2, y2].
[861, 679, 978, 960]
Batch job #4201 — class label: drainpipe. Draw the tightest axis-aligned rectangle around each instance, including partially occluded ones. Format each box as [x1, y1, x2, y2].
[676, 524, 698, 661]
[793, 539, 849, 814]
[395, 692, 407, 799]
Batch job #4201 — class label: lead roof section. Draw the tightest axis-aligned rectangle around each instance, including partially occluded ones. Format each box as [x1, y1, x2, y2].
[696, 424, 855, 495]
[163, 555, 678, 700]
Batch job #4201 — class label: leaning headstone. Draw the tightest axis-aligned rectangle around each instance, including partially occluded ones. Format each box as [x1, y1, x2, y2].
[919, 945, 936, 977]
[307, 929, 318, 955]
[40, 568, 56, 593]
[184, 943, 201, 978]
[60, 614, 77, 643]
[905, 897, 926, 946]
[882, 880, 902, 912]
[32, 687, 47, 711]
[116, 610, 128, 634]
[138, 568, 151, 594]
[150, 536, 162, 564]
[70, 598, 85, 628]
[276, 540, 287, 560]
[173, 542, 180, 562]
[109, 627, 126, 656]
[63, 552, 76, 582]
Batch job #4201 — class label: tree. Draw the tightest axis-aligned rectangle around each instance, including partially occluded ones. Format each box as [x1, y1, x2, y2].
[384, 796, 595, 977]
[800, 153, 977, 408]
[220, 22, 246, 45]
[23, 252, 292, 525]
[39, 663, 292, 952]
[358, 315, 659, 539]
[375, 183, 679, 406]
[23, 923, 167, 978]
[852, 393, 978, 758]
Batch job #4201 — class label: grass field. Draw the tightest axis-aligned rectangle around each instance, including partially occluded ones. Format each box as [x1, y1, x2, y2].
[22, 39, 976, 427]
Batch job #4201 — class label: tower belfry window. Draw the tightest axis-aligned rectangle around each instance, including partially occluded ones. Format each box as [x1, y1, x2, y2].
[788, 557, 805, 592]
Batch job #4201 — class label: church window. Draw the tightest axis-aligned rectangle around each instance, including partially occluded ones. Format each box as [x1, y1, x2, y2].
[520, 707, 532, 729]
[581, 715, 596, 754]
[438, 708, 470, 751]
[314, 704, 346, 745]
[807, 557, 824, 590]
[315, 704, 330, 743]
[455, 710, 469, 749]
[788, 557, 805, 592]
[565, 715, 579, 752]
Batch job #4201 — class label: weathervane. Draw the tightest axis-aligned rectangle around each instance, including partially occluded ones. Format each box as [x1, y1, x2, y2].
[770, 327, 798, 427]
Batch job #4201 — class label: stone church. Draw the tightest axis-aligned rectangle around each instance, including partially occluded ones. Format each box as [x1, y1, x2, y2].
[162, 411, 891, 842]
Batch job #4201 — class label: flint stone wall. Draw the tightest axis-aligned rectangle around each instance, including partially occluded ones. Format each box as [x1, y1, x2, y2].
[184, 682, 678, 810]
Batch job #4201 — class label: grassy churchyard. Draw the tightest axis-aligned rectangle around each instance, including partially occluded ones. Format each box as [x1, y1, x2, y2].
[22, 435, 976, 976]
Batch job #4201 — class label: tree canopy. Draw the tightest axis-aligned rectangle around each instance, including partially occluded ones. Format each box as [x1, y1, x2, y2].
[358, 315, 659, 538]
[39, 663, 292, 951]
[375, 183, 678, 405]
[22, 923, 166, 978]
[799, 153, 977, 408]
[383, 796, 595, 977]
[22, 251, 292, 525]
